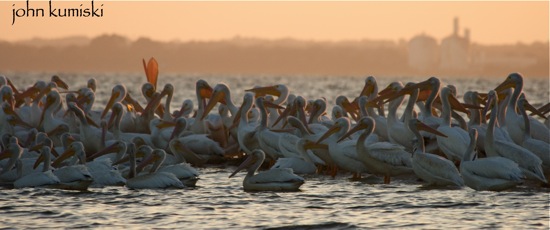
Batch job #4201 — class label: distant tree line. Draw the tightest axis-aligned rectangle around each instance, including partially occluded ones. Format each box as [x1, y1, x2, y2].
[0, 34, 547, 78]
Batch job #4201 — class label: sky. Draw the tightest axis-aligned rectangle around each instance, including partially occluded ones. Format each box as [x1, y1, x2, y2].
[0, 1, 548, 45]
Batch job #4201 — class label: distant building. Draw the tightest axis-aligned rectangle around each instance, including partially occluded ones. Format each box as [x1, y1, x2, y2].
[408, 33, 439, 71]
[440, 17, 470, 70]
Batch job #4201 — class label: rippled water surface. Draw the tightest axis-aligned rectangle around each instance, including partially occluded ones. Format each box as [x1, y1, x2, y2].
[3, 73, 549, 229]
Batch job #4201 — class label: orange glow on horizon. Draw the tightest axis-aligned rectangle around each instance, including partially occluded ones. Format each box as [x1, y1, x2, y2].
[0, 1, 548, 45]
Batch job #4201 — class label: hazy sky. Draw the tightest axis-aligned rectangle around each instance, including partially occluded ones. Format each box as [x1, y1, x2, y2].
[1, 1, 548, 44]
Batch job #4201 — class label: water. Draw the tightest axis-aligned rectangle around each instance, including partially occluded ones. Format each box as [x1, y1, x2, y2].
[2, 73, 549, 229]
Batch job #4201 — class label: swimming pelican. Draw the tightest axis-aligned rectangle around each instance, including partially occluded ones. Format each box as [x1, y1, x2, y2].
[316, 117, 370, 179]
[13, 146, 60, 188]
[203, 83, 240, 120]
[338, 117, 413, 184]
[38, 90, 69, 140]
[358, 76, 389, 141]
[229, 149, 305, 192]
[189, 80, 214, 135]
[108, 102, 153, 146]
[68, 102, 109, 154]
[307, 98, 333, 129]
[169, 132, 225, 166]
[435, 87, 470, 163]
[58, 141, 126, 187]
[378, 82, 416, 151]
[271, 137, 322, 175]
[464, 91, 512, 153]
[397, 77, 443, 132]
[126, 143, 184, 189]
[231, 92, 260, 155]
[460, 128, 524, 191]
[255, 96, 286, 161]
[32, 141, 92, 191]
[495, 73, 549, 144]
[286, 116, 334, 168]
[484, 90, 546, 183]
[407, 118, 464, 187]
[144, 149, 200, 187]
[158, 83, 175, 121]
[517, 97, 550, 171]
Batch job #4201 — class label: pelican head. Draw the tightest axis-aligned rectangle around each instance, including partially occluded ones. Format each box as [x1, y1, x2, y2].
[51, 75, 69, 90]
[229, 149, 266, 178]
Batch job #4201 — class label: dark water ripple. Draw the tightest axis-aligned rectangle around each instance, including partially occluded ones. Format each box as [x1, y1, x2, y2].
[0, 167, 549, 229]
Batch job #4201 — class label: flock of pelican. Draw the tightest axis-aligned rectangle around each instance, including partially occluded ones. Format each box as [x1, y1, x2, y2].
[0, 59, 549, 192]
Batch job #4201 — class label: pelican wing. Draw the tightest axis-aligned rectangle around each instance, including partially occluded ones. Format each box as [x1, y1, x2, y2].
[278, 133, 301, 158]
[367, 142, 412, 167]
[14, 171, 60, 188]
[159, 163, 200, 179]
[461, 157, 523, 181]
[127, 172, 184, 189]
[249, 168, 304, 184]
[271, 157, 316, 175]
[54, 165, 93, 183]
[413, 153, 464, 186]
[522, 138, 550, 167]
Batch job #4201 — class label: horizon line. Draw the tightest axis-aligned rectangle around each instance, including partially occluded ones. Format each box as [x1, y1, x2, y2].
[6, 33, 550, 46]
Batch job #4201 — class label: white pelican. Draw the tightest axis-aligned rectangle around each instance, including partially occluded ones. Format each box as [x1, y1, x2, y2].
[338, 117, 413, 184]
[87, 78, 97, 92]
[316, 117, 369, 179]
[495, 73, 549, 144]
[378, 82, 416, 151]
[160, 83, 175, 121]
[407, 118, 464, 187]
[245, 84, 289, 108]
[286, 116, 334, 167]
[0, 137, 24, 184]
[460, 128, 524, 191]
[358, 76, 389, 141]
[255, 96, 286, 161]
[144, 149, 200, 187]
[517, 97, 550, 171]
[108, 102, 153, 147]
[150, 118, 180, 150]
[14, 146, 60, 188]
[189, 80, 214, 135]
[435, 87, 470, 163]
[271, 138, 321, 175]
[38, 90, 69, 141]
[335, 95, 359, 121]
[50, 75, 69, 90]
[203, 83, 240, 120]
[35, 142, 93, 191]
[169, 132, 225, 166]
[58, 141, 126, 187]
[126, 143, 184, 189]
[484, 90, 546, 183]
[18, 80, 48, 128]
[231, 92, 260, 155]
[464, 91, 512, 153]
[294, 96, 328, 135]
[395, 77, 443, 133]
[173, 99, 194, 119]
[246, 84, 289, 128]
[307, 98, 333, 129]
[68, 102, 108, 154]
[229, 149, 305, 192]
[101, 85, 128, 119]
